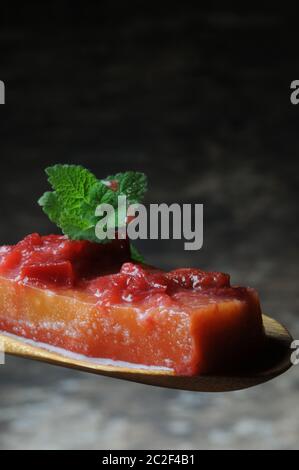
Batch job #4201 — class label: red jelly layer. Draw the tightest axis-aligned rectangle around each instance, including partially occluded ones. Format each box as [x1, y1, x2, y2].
[0, 234, 265, 375]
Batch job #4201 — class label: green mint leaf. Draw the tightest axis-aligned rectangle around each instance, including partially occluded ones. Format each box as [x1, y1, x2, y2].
[38, 191, 62, 225]
[46, 164, 98, 207]
[39, 164, 115, 242]
[107, 171, 148, 203]
[38, 164, 148, 258]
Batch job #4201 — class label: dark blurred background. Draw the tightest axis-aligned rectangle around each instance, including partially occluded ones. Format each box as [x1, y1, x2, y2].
[0, 3, 298, 449]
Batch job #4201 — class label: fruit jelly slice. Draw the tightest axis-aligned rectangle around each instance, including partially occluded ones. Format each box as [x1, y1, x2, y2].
[0, 277, 194, 372]
[0, 276, 264, 375]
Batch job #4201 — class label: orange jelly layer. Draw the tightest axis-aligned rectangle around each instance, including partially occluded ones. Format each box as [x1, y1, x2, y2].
[0, 234, 265, 375]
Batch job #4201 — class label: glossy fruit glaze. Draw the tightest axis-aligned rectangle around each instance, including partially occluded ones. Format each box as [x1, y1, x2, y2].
[0, 233, 248, 305]
[0, 233, 130, 287]
[0, 234, 265, 375]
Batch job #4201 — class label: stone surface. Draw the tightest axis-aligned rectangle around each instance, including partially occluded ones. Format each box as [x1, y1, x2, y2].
[0, 5, 298, 449]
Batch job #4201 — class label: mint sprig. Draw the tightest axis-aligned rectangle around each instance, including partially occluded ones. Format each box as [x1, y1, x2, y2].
[107, 171, 147, 203]
[38, 164, 147, 262]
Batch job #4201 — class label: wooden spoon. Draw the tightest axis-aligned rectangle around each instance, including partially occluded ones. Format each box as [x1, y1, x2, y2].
[0, 314, 293, 392]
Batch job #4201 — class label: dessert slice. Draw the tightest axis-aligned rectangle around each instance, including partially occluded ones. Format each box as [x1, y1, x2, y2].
[0, 234, 265, 375]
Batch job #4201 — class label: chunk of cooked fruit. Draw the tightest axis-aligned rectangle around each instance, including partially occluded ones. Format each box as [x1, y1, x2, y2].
[0, 234, 265, 375]
[0, 233, 131, 287]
